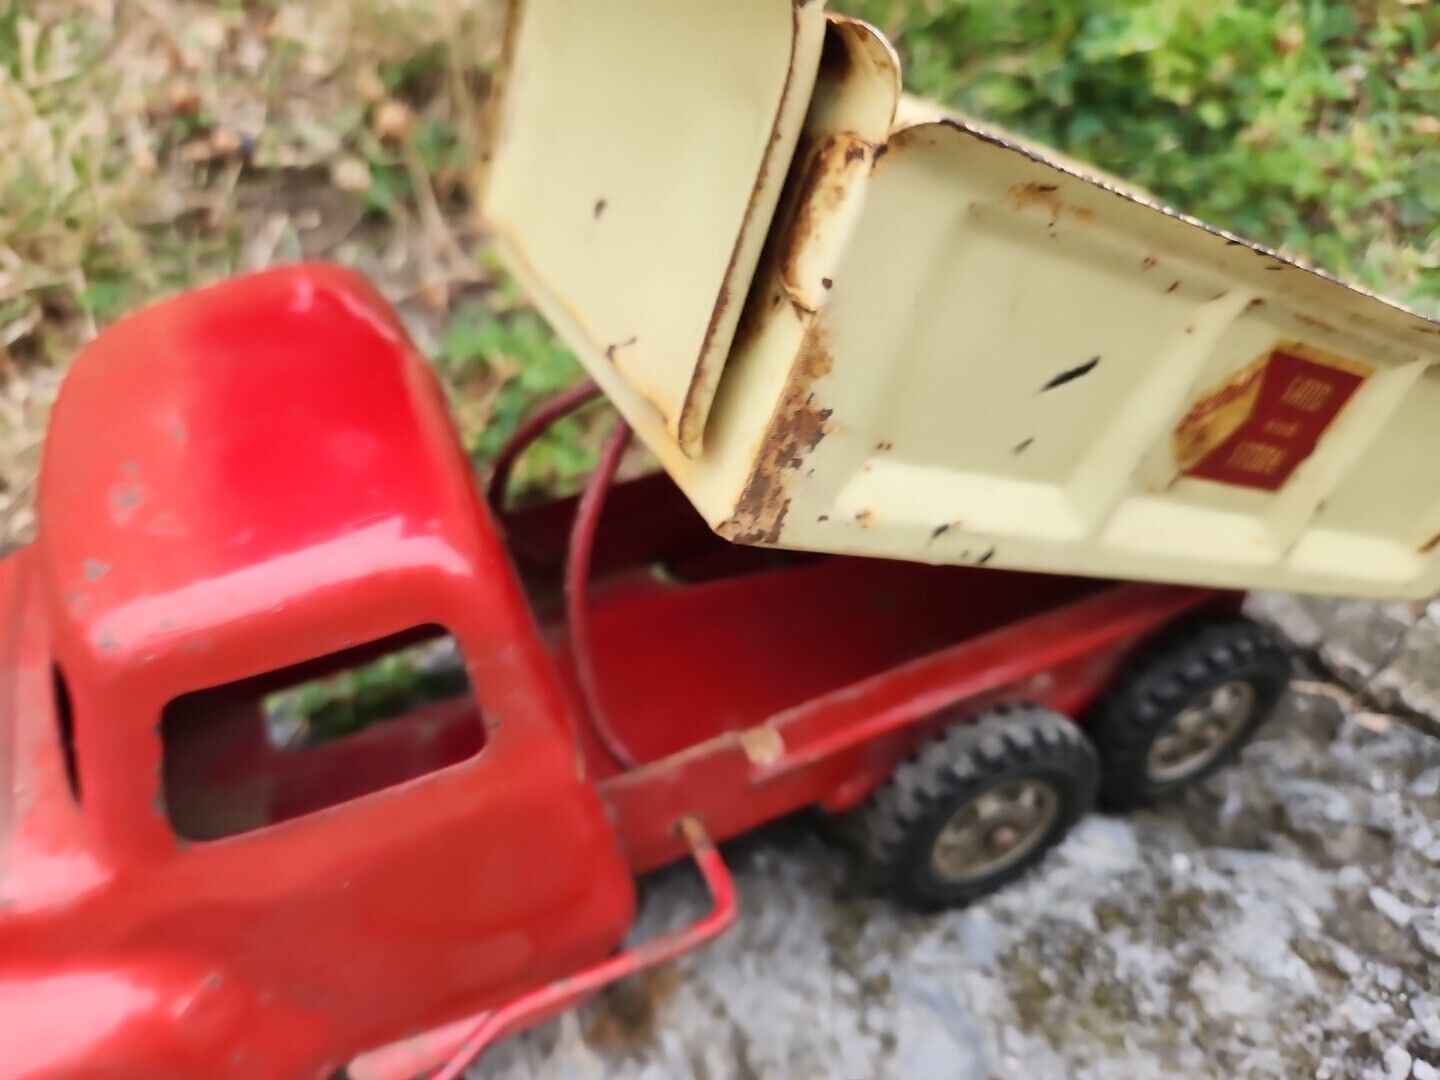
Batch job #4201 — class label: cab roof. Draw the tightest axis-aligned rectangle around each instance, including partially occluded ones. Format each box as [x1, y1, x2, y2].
[37, 264, 489, 699]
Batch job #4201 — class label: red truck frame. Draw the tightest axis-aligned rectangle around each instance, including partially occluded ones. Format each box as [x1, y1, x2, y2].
[0, 266, 1290, 1078]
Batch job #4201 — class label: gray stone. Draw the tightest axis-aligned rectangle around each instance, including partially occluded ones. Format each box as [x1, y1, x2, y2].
[1317, 601, 1418, 685]
[1246, 592, 1333, 651]
[1373, 613, 1440, 719]
[1248, 593, 1440, 726]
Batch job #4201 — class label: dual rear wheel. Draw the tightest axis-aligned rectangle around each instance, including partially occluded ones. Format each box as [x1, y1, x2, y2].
[858, 616, 1291, 910]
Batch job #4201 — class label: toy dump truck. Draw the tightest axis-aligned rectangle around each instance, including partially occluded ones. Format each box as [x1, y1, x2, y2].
[3, 1, 1434, 1077]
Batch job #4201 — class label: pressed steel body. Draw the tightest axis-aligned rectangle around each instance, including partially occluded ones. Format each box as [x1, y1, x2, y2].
[0, 266, 1222, 1077]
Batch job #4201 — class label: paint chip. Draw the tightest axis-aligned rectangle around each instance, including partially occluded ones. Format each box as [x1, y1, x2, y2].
[1040, 357, 1100, 392]
[739, 726, 784, 767]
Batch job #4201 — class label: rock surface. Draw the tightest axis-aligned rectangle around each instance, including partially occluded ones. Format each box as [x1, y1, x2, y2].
[1249, 594, 1440, 729]
[481, 688, 1440, 1079]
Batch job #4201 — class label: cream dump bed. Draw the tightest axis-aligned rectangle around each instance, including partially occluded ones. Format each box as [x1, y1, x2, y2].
[483, 2, 1440, 599]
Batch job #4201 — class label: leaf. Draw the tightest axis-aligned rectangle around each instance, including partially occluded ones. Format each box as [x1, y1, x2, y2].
[75, 279, 130, 320]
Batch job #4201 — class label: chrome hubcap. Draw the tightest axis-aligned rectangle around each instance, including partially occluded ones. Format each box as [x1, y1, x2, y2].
[1146, 679, 1256, 783]
[930, 778, 1060, 884]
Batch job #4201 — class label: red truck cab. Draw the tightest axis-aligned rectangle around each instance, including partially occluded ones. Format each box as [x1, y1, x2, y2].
[0, 266, 634, 1078]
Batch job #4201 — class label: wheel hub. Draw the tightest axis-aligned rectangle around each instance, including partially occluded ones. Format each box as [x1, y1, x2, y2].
[1145, 679, 1256, 783]
[930, 778, 1060, 885]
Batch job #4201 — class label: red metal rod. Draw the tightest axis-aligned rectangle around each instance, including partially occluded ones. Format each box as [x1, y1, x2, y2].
[430, 820, 736, 1080]
[486, 378, 603, 512]
[565, 417, 639, 771]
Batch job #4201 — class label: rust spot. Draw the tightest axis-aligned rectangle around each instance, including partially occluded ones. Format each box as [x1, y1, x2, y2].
[722, 324, 836, 545]
[1040, 356, 1100, 392]
[593, 198, 607, 219]
[1166, 280, 1181, 294]
[1141, 256, 1158, 270]
[874, 440, 893, 451]
[817, 514, 829, 522]
[1013, 437, 1035, 455]
[821, 277, 833, 290]
[586, 966, 682, 1050]
[779, 136, 869, 304]
[1009, 181, 1063, 221]
[1185, 325, 1196, 335]
[854, 510, 874, 527]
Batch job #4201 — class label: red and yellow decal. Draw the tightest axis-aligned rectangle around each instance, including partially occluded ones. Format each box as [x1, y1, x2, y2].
[1174, 342, 1370, 492]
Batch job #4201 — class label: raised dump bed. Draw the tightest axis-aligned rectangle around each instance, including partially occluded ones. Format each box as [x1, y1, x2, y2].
[482, 0, 1440, 599]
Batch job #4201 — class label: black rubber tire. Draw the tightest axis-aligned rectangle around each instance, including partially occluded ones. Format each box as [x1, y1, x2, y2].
[860, 706, 1099, 911]
[1092, 615, 1291, 811]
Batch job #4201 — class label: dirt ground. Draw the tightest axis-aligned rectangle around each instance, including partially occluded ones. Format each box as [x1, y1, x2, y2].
[480, 686, 1440, 1080]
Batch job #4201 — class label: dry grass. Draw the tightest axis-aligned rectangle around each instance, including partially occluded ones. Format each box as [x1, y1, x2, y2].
[0, 0, 508, 547]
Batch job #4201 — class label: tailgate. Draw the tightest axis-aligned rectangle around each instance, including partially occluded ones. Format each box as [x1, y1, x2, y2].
[482, 0, 827, 456]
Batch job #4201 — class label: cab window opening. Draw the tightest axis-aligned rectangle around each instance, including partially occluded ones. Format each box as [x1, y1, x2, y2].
[159, 626, 485, 841]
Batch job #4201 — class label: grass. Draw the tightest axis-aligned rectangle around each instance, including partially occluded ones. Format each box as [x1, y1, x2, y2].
[1, 0, 1437, 549]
